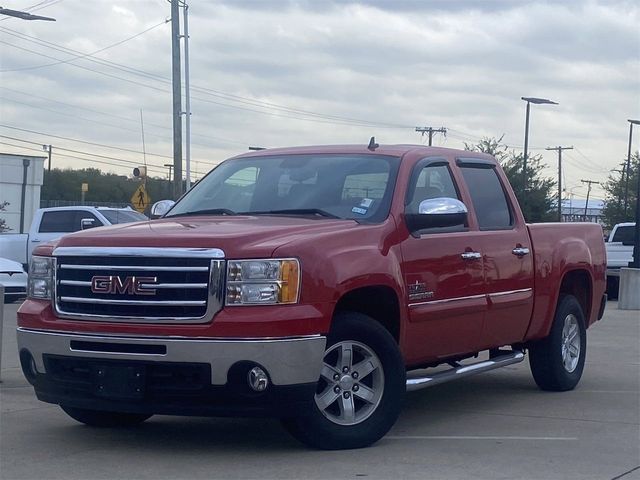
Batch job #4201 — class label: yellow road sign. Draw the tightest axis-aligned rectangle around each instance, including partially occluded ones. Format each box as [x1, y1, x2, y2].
[131, 184, 151, 213]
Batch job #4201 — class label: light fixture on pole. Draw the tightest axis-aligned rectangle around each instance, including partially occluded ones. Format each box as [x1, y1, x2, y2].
[521, 97, 558, 212]
[0, 6, 55, 21]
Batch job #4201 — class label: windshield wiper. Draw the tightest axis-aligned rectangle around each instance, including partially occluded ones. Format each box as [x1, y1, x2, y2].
[244, 208, 341, 219]
[167, 208, 236, 217]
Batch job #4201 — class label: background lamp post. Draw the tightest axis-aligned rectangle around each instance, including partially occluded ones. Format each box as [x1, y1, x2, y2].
[629, 120, 640, 269]
[624, 119, 640, 218]
[521, 97, 558, 211]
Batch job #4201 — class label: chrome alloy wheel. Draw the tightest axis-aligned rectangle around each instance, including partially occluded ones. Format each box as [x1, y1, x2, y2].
[561, 314, 581, 373]
[314, 341, 384, 426]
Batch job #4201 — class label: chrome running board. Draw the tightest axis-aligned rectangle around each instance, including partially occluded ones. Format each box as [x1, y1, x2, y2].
[406, 351, 525, 392]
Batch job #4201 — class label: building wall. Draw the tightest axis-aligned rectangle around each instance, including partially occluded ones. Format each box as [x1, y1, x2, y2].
[0, 153, 45, 233]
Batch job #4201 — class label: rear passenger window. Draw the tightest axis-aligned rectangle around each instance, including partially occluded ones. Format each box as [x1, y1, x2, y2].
[460, 166, 513, 230]
[39, 211, 81, 233]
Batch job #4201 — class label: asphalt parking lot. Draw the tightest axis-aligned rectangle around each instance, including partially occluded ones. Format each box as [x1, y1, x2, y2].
[1, 301, 639, 480]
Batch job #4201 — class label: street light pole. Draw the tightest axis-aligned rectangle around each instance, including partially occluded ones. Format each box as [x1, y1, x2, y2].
[170, 0, 183, 200]
[624, 120, 640, 217]
[182, 1, 192, 191]
[521, 97, 558, 214]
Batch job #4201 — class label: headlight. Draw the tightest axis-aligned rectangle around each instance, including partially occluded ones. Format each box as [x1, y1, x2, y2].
[226, 259, 300, 305]
[28, 256, 55, 300]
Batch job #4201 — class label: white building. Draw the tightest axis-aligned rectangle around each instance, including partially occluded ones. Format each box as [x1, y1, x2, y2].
[0, 153, 45, 233]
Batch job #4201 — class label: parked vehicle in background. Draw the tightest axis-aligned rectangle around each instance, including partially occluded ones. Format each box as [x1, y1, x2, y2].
[0, 206, 147, 269]
[0, 256, 27, 303]
[605, 222, 635, 298]
[17, 144, 607, 449]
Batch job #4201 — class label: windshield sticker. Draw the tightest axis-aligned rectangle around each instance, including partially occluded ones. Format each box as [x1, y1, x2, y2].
[360, 198, 374, 208]
[352, 206, 368, 215]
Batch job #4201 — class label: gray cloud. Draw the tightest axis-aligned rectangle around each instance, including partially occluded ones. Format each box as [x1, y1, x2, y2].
[0, 0, 638, 198]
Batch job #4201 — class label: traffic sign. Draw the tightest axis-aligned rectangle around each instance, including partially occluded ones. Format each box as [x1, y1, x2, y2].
[131, 184, 151, 213]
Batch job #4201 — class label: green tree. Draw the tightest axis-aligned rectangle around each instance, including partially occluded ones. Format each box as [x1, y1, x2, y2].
[41, 168, 173, 213]
[465, 136, 556, 222]
[0, 201, 11, 232]
[601, 153, 639, 230]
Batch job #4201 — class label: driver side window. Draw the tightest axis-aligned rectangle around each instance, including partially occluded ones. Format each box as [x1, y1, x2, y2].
[407, 164, 460, 214]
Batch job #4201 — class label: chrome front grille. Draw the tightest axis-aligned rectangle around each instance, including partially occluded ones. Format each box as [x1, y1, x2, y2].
[53, 247, 225, 323]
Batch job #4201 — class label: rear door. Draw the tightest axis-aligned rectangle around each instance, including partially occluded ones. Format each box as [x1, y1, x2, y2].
[400, 158, 487, 364]
[457, 159, 534, 347]
[29, 210, 103, 257]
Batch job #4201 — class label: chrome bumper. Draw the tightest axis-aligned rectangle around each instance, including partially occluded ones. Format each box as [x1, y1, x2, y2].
[17, 328, 326, 386]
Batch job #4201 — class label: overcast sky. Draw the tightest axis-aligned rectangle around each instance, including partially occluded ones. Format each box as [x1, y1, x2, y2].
[1, 0, 639, 200]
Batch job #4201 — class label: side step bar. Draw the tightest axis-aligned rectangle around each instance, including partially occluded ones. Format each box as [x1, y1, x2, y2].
[406, 351, 525, 392]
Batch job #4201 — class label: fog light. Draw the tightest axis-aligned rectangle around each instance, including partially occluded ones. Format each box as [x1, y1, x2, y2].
[247, 366, 269, 392]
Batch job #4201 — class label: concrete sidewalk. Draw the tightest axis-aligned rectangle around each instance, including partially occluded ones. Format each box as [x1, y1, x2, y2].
[1, 301, 639, 480]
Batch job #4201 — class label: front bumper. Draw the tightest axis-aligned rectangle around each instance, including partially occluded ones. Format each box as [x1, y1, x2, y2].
[17, 328, 326, 417]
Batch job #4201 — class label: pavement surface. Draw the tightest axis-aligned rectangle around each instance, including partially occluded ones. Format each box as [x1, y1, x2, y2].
[1, 301, 639, 480]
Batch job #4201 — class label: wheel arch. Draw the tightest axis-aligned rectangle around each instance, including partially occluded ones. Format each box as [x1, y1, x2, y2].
[559, 269, 593, 323]
[333, 285, 401, 343]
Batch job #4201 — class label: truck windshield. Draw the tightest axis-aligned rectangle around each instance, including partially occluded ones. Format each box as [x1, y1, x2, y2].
[166, 154, 400, 223]
[100, 210, 148, 224]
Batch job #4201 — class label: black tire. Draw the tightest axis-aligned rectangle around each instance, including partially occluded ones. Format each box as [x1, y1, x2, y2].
[529, 294, 587, 391]
[60, 405, 152, 427]
[606, 276, 619, 300]
[282, 312, 405, 450]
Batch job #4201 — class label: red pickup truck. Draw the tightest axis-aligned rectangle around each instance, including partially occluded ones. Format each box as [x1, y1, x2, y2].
[17, 143, 607, 449]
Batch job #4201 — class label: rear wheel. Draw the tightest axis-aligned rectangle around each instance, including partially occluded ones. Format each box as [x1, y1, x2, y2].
[282, 312, 405, 449]
[529, 294, 587, 391]
[60, 405, 152, 427]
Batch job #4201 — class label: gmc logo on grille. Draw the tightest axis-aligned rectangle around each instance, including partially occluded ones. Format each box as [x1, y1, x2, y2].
[90, 276, 158, 296]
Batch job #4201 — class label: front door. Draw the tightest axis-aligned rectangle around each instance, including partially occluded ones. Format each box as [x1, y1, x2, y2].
[400, 160, 487, 365]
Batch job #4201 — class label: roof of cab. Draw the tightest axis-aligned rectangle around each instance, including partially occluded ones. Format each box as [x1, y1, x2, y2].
[231, 143, 497, 163]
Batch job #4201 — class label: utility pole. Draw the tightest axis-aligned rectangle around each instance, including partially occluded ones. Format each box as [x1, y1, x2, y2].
[182, 1, 191, 191]
[43, 144, 52, 172]
[581, 179, 599, 221]
[164, 164, 173, 182]
[415, 127, 447, 146]
[546, 146, 573, 222]
[170, 0, 183, 200]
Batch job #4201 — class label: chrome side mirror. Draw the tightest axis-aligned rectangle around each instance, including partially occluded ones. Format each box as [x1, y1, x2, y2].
[406, 197, 468, 232]
[80, 218, 97, 230]
[150, 199, 176, 218]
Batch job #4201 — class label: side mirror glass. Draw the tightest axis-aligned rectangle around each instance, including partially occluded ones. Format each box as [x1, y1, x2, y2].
[80, 218, 97, 230]
[151, 200, 176, 218]
[406, 197, 468, 232]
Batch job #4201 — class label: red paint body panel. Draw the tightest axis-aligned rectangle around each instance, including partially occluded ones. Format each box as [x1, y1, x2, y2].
[18, 144, 607, 365]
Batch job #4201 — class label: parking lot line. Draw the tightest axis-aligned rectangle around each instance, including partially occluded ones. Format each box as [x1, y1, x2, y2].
[385, 435, 578, 441]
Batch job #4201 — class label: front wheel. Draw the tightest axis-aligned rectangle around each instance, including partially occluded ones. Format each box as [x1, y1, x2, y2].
[60, 405, 152, 427]
[529, 294, 587, 391]
[282, 312, 405, 449]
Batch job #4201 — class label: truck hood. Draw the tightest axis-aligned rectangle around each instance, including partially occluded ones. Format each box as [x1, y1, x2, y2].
[54, 215, 359, 258]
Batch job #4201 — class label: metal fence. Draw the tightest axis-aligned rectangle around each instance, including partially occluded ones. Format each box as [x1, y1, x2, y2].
[40, 200, 133, 209]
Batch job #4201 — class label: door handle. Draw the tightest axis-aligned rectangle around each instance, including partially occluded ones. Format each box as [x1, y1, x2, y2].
[30, 240, 41, 243]
[512, 247, 530, 257]
[461, 252, 482, 260]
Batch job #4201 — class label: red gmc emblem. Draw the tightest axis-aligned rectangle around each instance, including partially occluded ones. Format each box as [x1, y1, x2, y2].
[90, 276, 158, 296]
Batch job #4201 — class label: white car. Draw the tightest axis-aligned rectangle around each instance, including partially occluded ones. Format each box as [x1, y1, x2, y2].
[0, 256, 27, 304]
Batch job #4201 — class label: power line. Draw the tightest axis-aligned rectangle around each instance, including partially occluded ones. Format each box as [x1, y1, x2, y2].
[0, 123, 173, 159]
[0, 26, 414, 129]
[0, 86, 250, 147]
[0, 20, 169, 72]
[0, 137, 211, 177]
